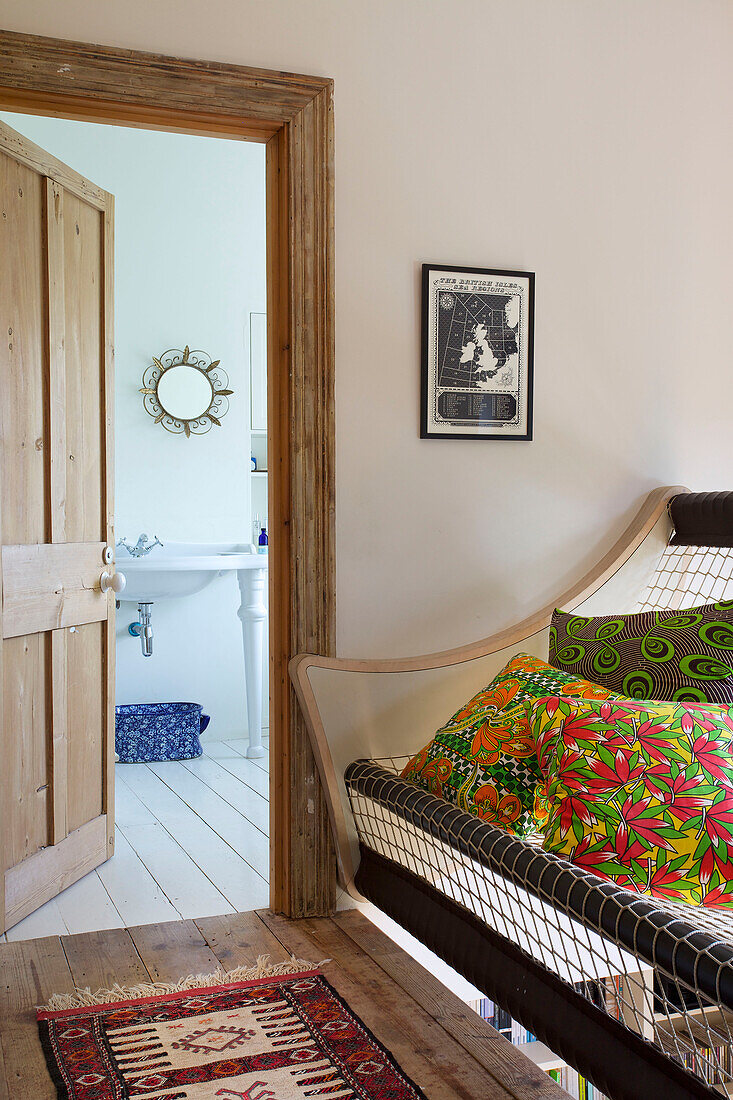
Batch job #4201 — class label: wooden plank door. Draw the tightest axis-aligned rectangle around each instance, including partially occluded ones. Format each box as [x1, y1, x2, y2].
[0, 119, 116, 932]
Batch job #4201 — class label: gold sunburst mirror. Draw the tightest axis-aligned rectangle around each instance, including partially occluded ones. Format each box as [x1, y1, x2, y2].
[140, 347, 233, 436]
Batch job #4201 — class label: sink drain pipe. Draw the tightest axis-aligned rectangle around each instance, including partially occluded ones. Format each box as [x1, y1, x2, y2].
[128, 602, 154, 657]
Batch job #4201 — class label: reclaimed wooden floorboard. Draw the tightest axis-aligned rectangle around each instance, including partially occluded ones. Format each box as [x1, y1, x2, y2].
[260, 909, 530, 1100]
[0, 909, 569, 1099]
[0, 936, 76, 1099]
[127, 918, 221, 983]
[333, 908, 564, 1100]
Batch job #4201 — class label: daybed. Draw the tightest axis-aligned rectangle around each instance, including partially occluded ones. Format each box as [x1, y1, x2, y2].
[291, 487, 733, 1100]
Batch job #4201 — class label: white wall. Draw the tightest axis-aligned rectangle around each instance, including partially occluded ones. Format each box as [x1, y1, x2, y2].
[2, 1, 732, 666]
[1, 112, 267, 737]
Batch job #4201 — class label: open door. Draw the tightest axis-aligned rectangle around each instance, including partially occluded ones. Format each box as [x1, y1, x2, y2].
[0, 120, 116, 932]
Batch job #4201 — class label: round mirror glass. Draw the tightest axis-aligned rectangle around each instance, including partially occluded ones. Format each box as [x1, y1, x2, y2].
[156, 364, 214, 420]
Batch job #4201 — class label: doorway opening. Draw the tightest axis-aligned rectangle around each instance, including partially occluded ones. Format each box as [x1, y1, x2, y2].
[0, 111, 271, 939]
[0, 31, 335, 930]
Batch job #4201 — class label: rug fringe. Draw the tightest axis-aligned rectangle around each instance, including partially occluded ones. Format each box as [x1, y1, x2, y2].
[40, 953, 326, 1012]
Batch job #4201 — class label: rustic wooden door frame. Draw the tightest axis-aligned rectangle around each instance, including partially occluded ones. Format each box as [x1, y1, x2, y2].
[0, 29, 336, 917]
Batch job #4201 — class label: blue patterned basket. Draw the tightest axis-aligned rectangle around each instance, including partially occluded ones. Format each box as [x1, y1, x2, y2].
[115, 702, 210, 763]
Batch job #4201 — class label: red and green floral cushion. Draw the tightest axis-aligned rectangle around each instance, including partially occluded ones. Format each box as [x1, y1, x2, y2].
[531, 696, 733, 907]
[400, 653, 615, 836]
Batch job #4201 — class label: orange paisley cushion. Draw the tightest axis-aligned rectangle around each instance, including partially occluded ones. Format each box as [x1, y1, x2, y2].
[400, 652, 615, 837]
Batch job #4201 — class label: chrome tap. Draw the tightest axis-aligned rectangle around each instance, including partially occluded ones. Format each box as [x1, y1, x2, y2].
[117, 533, 163, 558]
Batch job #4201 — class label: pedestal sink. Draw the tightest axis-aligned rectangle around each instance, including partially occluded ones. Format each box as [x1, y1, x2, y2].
[117, 541, 268, 758]
[119, 542, 262, 601]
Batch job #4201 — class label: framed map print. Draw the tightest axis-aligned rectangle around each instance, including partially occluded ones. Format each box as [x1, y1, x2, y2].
[421, 264, 534, 440]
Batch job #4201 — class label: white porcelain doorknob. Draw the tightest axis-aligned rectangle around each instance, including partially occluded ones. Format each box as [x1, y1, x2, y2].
[100, 570, 126, 594]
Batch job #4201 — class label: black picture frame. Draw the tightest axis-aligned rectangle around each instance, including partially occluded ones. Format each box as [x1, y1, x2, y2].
[420, 263, 535, 440]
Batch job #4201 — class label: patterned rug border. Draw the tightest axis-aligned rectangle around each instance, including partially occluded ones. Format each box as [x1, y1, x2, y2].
[37, 954, 325, 1017]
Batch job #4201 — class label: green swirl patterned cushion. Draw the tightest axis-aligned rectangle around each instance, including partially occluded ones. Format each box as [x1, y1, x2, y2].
[400, 652, 615, 837]
[550, 601, 733, 704]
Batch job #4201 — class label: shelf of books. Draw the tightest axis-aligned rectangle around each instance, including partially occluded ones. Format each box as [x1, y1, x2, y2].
[471, 983, 733, 1098]
[655, 974, 733, 1094]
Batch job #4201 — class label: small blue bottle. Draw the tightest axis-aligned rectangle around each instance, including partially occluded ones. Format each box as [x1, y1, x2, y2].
[258, 526, 268, 554]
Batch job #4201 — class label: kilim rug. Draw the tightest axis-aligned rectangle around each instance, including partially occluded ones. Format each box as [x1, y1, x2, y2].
[37, 956, 428, 1100]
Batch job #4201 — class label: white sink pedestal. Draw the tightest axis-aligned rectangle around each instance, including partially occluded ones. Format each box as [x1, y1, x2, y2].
[236, 564, 268, 759]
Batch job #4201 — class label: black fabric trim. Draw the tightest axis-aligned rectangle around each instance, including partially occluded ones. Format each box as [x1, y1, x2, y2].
[669, 492, 733, 547]
[345, 761, 733, 1014]
[356, 845, 716, 1100]
[38, 1019, 70, 1100]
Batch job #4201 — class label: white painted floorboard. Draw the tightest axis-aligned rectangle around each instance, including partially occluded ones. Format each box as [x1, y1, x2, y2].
[115, 778, 158, 827]
[126, 761, 269, 881]
[176, 756, 269, 836]
[211, 742, 270, 800]
[116, 764, 198, 825]
[120, 822, 236, 919]
[5, 896, 69, 942]
[97, 830, 181, 927]
[54, 867, 126, 936]
[4, 739, 269, 941]
[227, 738, 270, 775]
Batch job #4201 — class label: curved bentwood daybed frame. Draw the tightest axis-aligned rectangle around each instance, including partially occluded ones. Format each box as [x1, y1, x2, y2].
[291, 488, 733, 1100]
